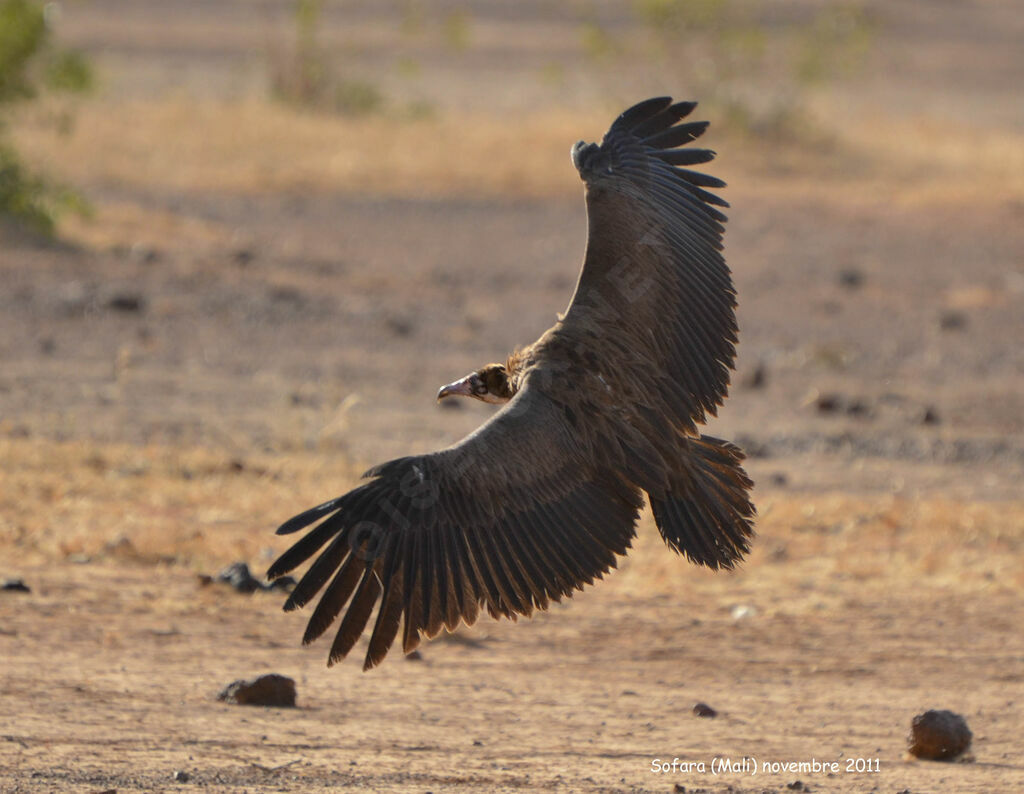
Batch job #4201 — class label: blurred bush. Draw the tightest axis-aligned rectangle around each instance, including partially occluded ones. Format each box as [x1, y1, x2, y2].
[269, 0, 383, 115]
[0, 0, 92, 235]
[589, 0, 876, 142]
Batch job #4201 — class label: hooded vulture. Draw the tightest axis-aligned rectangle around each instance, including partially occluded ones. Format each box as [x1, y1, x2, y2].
[268, 97, 756, 669]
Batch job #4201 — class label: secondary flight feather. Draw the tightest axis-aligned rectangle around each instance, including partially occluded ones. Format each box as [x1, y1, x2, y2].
[268, 97, 756, 669]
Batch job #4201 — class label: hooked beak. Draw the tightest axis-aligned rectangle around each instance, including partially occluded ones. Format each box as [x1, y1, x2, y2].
[437, 375, 475, 402]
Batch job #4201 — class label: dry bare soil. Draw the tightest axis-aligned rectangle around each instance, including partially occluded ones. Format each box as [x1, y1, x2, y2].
[2, 1, 1023, 792]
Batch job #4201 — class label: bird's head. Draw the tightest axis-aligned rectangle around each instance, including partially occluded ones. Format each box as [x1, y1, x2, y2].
[437, 363, 514, 404]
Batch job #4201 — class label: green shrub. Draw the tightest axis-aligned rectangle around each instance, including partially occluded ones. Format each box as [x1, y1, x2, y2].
[0, 0, 93, 235]
[270, 0, 384, 115]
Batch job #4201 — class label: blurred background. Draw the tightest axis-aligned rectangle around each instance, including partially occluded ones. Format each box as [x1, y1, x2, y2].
[1, 1, 1022, 791]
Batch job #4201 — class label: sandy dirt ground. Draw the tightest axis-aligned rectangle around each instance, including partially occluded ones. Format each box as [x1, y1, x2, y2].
[1, 1, 1023, 792]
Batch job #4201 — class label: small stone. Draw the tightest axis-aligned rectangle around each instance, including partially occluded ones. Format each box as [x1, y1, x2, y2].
[213, 562, 292, 593]
[107, 292, 146, 313]
[908, 709, 972, 760]
[938, 311, 967, 331]
[173, 770, 190, 782]
[741, 362, 768, 390]
[216, 562, 263, 593]
[814, 393, 844, 414]
[1, 578, 31, 593]
[845, 399, 872, 418]
[217, 674, 296, 707]
[692, 702, 717, 718]
[921, 407, 940, 425]
[267, 575, 296, 592]
[787, 781, 807, 791]
[838, 268, 864, 289]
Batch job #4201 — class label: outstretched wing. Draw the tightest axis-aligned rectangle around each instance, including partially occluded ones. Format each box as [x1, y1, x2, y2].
[268, 382, 643, 670]
[561, 97, 736, 436]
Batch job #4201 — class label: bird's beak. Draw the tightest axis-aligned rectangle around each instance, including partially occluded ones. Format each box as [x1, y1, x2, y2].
[437, 376, 474, 401]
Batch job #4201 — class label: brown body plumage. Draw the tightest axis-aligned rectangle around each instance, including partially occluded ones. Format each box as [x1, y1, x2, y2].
[269, 97, 756, 669]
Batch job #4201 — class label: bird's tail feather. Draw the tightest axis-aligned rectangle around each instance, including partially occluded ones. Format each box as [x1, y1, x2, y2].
[649, 435, 755, 570]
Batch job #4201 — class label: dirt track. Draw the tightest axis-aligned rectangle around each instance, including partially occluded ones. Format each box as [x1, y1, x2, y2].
[2, 1, 1023, 791]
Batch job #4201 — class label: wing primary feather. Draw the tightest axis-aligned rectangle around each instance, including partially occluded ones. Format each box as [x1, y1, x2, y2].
[364, 534, 403, 669]
[283, 530, 353, 612]
[513, 508, 576, 598]
[401, 530, 426, 652]
[631, 100, 698, 139]
[275, 497, 343, 535]
[327, 566, 382, 665]
[475, 523, 532, 616]
[462, 526, 515, 618]
[653, 148, 716, 166]
[609, 96, 673, 134]
[449, 527, 483, 627]
[267, 510, 345, 580]
[302, 552, 363, 644]
[642, 121, 710, 149]
[671, 167, 727, 188]
[436, 527, 464, 632]
[530, 499, 594, 588]
[424, 522, 448, 638]
[497, 513, 552, 609]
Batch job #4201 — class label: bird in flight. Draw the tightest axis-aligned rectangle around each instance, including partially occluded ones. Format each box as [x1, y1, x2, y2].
[268, 97, 755, 669]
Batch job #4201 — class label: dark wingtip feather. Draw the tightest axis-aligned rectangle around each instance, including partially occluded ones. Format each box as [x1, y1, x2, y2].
[643, 120, 709, 150]
[631, 100, 698, 140]
[276, 498, 342, 535]
[654, 148, 716, 167]
[610, 96, 673, 134]
[674, 168, 727, 189]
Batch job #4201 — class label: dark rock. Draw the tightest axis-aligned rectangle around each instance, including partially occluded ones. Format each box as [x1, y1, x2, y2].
[692, 702, 717, 718]
[741, 362, 768, 390]
[385, 315, 414, 337]
[217, 674, 296, 707]
[173, 770, 190, 782]
[233, 248, 255, 266]
[39, 337, 56, 355]
[838, 268, 864, 289]
[2, 578, 31, 593]
[216, 562, 263, 593]
[206, 562, 294, 594]
[267, 575, 296, 592]
[786, 781, 807, 791]
[769, 472, 789, 487]
[269, 285, 304, 306]
[922, 406, 940, 425]
[938, 311, 967, 331]
[814, 393, 844, 414]
[107, 292, 147, 313]
[908, 709, 972, 760]
[845, 399, 872, 418]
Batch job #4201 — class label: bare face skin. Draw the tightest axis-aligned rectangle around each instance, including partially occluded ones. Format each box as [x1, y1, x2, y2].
[437, 364, 513, 404]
